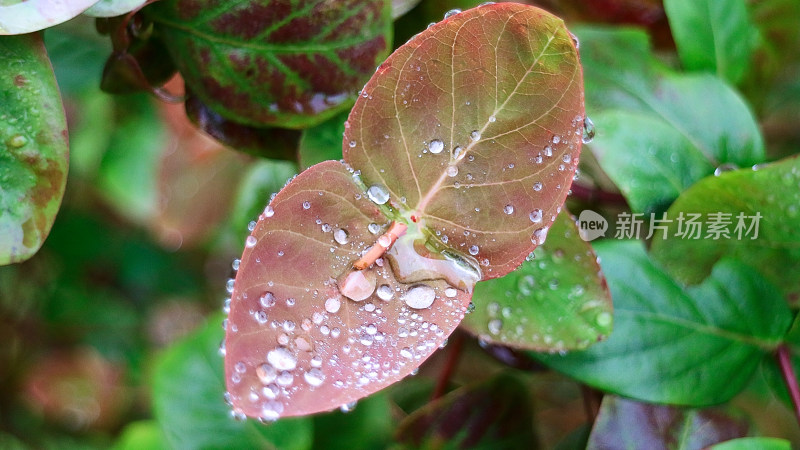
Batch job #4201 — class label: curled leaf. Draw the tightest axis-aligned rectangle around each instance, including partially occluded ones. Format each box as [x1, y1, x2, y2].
[344, 3, 584, 279]
[0, 0, 98, 34]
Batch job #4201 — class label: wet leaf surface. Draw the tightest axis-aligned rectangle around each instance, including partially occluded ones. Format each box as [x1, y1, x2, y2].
[535, 240, 791, 406]
[226, 161, 472, 418]
[345, 3, 584, 279]
[586, 396, 749, 450]
[395, 373, 537, 449]
[709, 437, 792, 450]
[650, 156, 800, 304]
[0, 0, 98, 34]
[461, 210, 612, 351]
[153, 314, 313, 449]
[0, 34, 69, 265]
[145, 0, 392, 128]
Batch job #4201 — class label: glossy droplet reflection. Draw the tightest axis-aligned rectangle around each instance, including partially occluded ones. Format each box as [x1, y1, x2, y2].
[367, 184, 390, 204]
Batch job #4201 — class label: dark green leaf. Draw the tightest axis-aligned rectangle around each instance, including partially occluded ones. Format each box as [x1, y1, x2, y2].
[395, 373, 537, 449]
[298, 110, 348, 169]
[152, 314, 313, 450]
[587, 396, 748, 450]
[650, 155, 800, 303]
[146, 0, 393, 128]
[227, 158, 297, 240]
[664, 0, 758, 84]
[461, 210, 612, 351]
[709, 437, 792, 450]
[0, 33, 68, 265]
[535, 240, 792, 405]
[311, 392, 393, 450]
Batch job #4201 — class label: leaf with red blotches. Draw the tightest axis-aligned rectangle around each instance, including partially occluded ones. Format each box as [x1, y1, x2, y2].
[144, 0, 392, 129]
[344, 3, 585, 279]
[225, 3, 585, 420]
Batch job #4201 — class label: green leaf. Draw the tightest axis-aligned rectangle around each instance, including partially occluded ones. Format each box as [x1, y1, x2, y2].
[152, 314, 313, 450]
[664, 0, 759, 85]
[227, 158, 297, 240]
[710, 437, 792, 450]
[590, 110, 713, 214]
[113, 421, 168, 450]
[0, 34, 69, 265]
[461, 210, 613, 351]
[587, 396, 748, 450]
[311, 392, 393, 450]
[395, 373, 537, 449]
[345, 4, 585, 279]
[298, 110, 348, 169]
[0, 0, 98, 34]
[145, 0, 393, 128]
[534, 240, 792, 405]
[650, 156, 800, 303]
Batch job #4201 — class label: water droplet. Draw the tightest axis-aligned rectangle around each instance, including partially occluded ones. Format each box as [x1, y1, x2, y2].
[562, 154, 572, 163]
[446, 165, 458, 177]
[504, 205, 514, 214]
[596, 312, 612, 327]
[325, 297, 341, 313]
[469, 245, 479, 256]
[367, 184, 390, 204]
[304, 368, 325, 387]
[257, 363, 277, 384]
[400, 347, 413, 359]
[470, 130, 481, 141]
[264, 205, 274, 217]
[6, 134, 28, 148]
[532, 182, 543, 192]
[260, 292, 276, 308]
[245, 235, 257, 248]
[488, 319, 503, 335]
[569, 31, 579, 49]
[232, 259, 240, 271]
[404, 285, 436, 309]
[377, 284, 394, 300]
[267, 347, 297, 370]
[452, 146, 465, 161]
[340, 270, 376, 301]
[248, 221, 257, 231]
[340, 401, 357, 413]
[254, 311, 268, 324]
[302, 201, 311, 210]
[277, 371, 293, 386]
[529, 209, 543, 223]
[518, 275, 535, 296]
[543, 146, 553, 157]
[428, 139, 444, 154]
[488, 115, 496, 123]
[349, 140, 356, 148]
[334, 228, 349, 244]
[443, 8, 461, 19]
[368, 223, 381, 234]
[532, 226, 549, 245]
[445, 287, 458, 297]
[582, 116, 595, 143]
[552, 135, 561, 144]
[714, 163, 739, 176]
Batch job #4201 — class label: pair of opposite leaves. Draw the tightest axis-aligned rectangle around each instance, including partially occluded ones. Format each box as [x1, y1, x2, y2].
[225, 3, 585, 420]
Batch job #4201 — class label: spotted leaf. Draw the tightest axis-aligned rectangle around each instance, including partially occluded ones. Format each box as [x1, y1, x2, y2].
[144, 0, 392, 129]
[343, 2, 584, 279]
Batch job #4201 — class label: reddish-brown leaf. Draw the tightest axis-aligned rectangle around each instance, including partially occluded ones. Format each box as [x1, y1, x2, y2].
[343, 3, 584, 279]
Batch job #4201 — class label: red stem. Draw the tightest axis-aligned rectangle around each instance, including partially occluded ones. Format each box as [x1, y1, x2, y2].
[777, 344, 800, 426]
[569, 183, 627, 206]
[353, 221, 407, 270]
[431, 332, 465, 400]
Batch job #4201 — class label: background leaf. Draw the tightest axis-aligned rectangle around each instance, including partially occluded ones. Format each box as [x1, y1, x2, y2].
[651, 155, 800, 304]
[535, 240, 792, 406]
[395, 373, 537, 449]
[710, 437, 792, 450]
[153, 314, 313, 449]
[461, 210, 612, 351]
[344, 3, 585, 279]
[0, 0, 98, 34]
[145, 0, 392, 128]
[664, 0, 758, 85]
[298, 110, 348, 169]
[0, 33, 69, 265]
[586, 396, 749, 450]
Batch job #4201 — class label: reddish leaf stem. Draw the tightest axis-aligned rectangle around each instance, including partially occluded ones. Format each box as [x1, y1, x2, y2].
[432, 331, 465, 400]
[353, 221, 407, 270]
[569, 183, 627, 206]
[776, 344, 800, 426]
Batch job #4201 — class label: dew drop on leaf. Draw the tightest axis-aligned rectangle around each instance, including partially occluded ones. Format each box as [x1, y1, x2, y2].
[529, 209, 543, 223]
[325, 297, 341, 313]
[533, 181, 543, 191]
[443, 8, 461, 19]
[334, 228, 350, 244]
[304, 368, 325, 387]
[470, 130, 481, 141]
[368, 223, 381, 234]
[245, 235, 257, 247]
[582, 116, 595, 144]
[256, 363, 277, 384]
[367, 184, 390, 204]
[428, 139, 444, 154]
[340, 270, 377, 301]
[403, 285, 436, 309]
[302, 201, 311, 209]
[469, 245, 479, 256]
[376, 284, 394, 300]
[504, 205, 514, 214]
[263, 205, 274, 217]
[446, 165, 458, 177]
[267, 347, 297, 371]
[488, 319, 503, 335]
[260, 292, 276, 308]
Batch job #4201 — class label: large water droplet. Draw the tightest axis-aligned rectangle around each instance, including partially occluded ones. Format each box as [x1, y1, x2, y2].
[376, 284, 394, 300]
[325, 297, 341, 313]
[340, 270, 376, 301]
[446, 165, 458, 177]
[264, 205, 274, 217]
[245, 235, 257, 248]
[470, 130, 481, 141]
[504, 205, 514, 215]
[404, 285, 436, 309]
[260, 291, 276, 308]
[529, 209, 543, 223]
[334, 228, 349, 244]
[367, 184, 390, 204]
[304, 368, 325, 387]
[532, 182, 543, 192]
[582, 116, 595, 144]
[267, 347, 297, 370]
[428, 139, 444, 154]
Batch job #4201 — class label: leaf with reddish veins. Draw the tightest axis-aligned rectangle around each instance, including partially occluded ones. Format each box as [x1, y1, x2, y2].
[344, 3, 584, 280]
[226, 161, 472, 419]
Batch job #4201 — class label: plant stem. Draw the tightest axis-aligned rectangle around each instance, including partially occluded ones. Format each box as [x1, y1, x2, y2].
[353, 221, 407, 270]
[776, 344, 800, 426]
[432, 331, 465, 400]
[569, 183, 627, 206]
